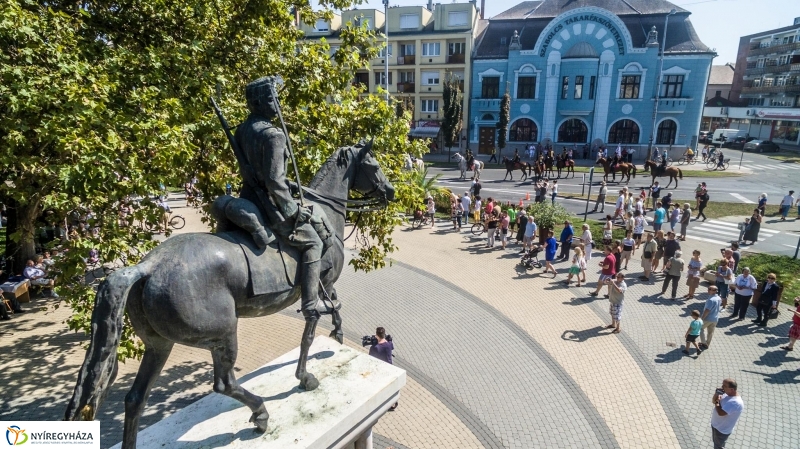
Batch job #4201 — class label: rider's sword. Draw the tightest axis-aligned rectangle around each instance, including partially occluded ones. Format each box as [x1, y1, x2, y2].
[269, 83, 305, 208]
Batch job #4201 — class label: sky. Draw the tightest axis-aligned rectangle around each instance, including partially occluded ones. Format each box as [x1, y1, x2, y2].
[349, 0, 794, 65]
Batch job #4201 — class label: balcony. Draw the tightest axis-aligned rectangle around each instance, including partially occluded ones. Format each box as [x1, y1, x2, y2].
[748, 41, 800, 56]
[656, 98, 688, 114]
[745, 63, 800, 76]
[446, 53, 465, 64]
[397, 55, 416, 65]
[472, 99, 501, 111]
[742, 83, 800, 94]
[397, 82, 416, 93]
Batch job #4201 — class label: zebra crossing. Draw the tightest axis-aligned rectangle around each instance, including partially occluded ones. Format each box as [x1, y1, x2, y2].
[746, 162, 800, 171]
[684, 219, 780, 247]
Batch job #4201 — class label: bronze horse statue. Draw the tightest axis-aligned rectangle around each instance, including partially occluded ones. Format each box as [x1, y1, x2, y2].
[556, 156, 575, 178]
[596, 157, 636, 183]
[64, 143, 395, 448]
[502, 156, 530, 181]
[644, 159, 683, 188]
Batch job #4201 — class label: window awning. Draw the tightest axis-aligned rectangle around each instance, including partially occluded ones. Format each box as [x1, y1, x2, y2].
[409, 126, 441, 138]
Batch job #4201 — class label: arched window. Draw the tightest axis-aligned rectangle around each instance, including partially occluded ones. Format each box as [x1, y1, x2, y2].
[510, 118, 538, 142]
[607, 120, 640, 144]
[481, 113, 495, 120]
[656, 120, 677, 145]
[557, 119, 588, 143]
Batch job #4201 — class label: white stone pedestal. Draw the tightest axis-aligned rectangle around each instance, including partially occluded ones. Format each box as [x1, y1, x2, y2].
[112, 336, 405, 449]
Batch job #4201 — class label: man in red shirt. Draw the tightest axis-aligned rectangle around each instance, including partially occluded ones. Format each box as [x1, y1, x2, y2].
[589, 245, 617, 297]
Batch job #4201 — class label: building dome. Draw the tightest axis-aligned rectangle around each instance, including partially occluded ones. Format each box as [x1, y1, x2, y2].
[563, 41, 598, 59]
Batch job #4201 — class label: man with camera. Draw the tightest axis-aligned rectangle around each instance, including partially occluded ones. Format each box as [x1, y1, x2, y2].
[711, 378, 744, 449]
[364, 327, 397, 411]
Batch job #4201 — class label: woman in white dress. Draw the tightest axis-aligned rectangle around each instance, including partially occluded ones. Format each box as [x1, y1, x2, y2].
[580, 223, 593, 283]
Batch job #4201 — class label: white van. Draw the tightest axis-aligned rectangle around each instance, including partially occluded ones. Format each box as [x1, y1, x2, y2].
[711, 129, 746, 146]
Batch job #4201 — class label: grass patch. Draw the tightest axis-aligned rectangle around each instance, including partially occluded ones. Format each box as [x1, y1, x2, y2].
[579, 215, 626, 244]
[706, 253, 800, 305]
[767, 152, 800, 163]
[425, 161, 741, 177]
[700, 203, 781, 220]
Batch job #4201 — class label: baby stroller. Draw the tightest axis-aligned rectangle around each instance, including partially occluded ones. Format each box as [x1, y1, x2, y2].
[519, 245, 543, 270]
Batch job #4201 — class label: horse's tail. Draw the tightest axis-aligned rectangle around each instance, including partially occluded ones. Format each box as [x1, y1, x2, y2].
[65, 264, 150, 422]
[677, 168, 683, 179]
[632, 164, 637, 178]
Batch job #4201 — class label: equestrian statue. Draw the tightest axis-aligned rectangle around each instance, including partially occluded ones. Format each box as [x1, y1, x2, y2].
[64, 76, 395, 449]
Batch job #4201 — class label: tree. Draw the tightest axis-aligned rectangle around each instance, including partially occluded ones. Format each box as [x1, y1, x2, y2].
[0, 0, 427, 360]
[441, 73, 463, 161]
[496, 87, 511, 158]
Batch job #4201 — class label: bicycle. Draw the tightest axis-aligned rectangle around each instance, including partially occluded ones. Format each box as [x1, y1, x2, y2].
[677, 152, 697, 165]
[410, 210, 432, 229]
[706, 158, 730, 171]
[653, 155, 673, 166]
[144, 212, 186, 232]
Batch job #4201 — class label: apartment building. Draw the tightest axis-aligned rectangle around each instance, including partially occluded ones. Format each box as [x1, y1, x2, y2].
[705, 18, 800, 146]
[299, 1, 480, 145]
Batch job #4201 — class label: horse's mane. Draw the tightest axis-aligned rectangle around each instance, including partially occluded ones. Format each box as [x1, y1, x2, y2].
[309, 146, 355, 190]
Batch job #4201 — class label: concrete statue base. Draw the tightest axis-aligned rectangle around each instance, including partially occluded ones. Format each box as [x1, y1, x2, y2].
[111, 336, 405, 449]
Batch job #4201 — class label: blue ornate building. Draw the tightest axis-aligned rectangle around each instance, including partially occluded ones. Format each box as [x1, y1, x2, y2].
[469, 0, 715, 156]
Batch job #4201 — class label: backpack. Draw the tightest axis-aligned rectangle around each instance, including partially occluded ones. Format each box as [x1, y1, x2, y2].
[702, 193, 710, 202]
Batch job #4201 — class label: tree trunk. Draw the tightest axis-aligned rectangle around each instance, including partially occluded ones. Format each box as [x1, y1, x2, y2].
[5, 197, 40, 275]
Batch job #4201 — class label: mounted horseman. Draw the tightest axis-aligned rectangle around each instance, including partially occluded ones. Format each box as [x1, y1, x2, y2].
[212, 76, 334, 332]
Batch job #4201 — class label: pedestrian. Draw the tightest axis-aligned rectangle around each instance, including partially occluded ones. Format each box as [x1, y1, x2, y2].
[652, 201, 666, 232]
[662, 231, 681, 272]
[472, 179, 482, 198]
[679, 203, 692, 241]
[592, 181, 608, 213]
[754, 273, 779, 327]
[696, 190, 709, 221]
[780, 190, 795, 221]
[485, 197, 495, 216]
[621, 230, 635, 270]
[684, 310, 703, 355]
[780, 296, 800, 351]
[499, 211, 510, 249]
[624, 211, 635, 237]
[729, 242, 741, 273]
[534, 181, 542, 203]
[731, 267, 757, 320]
[684, 250, 703, 300]
[543, 230, 558, 277]
[650, 181, 661, 211]
[694, 183, 705, 209]
[488, 146, 498, 163]
[602, 214, 614, 246]
[737, 217, 749, 243]
[741, 208, 761, 245]
[559, 220, 574, 260]
[639, 232, 657, 281]
[634, 193, 645, 217]
[523, 215, 537, 251]
[710, 379, 745, 449]
[550, 180, 558, 205]
[611, 240, 623, 275]
[589, 245, 616, 297]
[486, 209, 498, 248]
[701, 144, 709, 162]
[507, 203, 517, 233]
[450, 197, 459, 230]
[651, 230, 666, 272]
[721, 249, 737, 274]
[425, 195, 436, 229]
[699, 285, 722, 350]
[580, 224, 593, 278]
[662, 191, 673, 210]
[368, 327, 399, 411]
[625, 191, 634, 217]
[614, 190, 625, 223]
[757, 193, 767, 216]
[472, 195, 482, 223]
[565, 247, 586, 287]
[538, 181, 548, 204]
[633, 210, 645, 249]
[516, 207, 528, 243]
[667, 204, 679, 232]
[461, 192, 471, 225]
[715, 260, 733, 307]
[605, 272, 627, 334]
[662, 250, 685, 300]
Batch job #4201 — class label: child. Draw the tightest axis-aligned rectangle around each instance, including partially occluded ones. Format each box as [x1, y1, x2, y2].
[565, 247, 586, 287]
[621, 230, 636, 270]
[684, 310, 703, 355]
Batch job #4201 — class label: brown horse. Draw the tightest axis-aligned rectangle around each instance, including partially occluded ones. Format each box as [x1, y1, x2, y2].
[644, 160, 683, 188]
[528, 160, 546, 182]
[596, 157, 636, 183]
[501, 156, 529, 181]
[556, 157, 575, 178]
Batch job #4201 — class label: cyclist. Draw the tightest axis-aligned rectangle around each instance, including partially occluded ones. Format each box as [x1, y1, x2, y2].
[701, 145, 709, 162]
[685, 147, 695, 162]
[156, 196, 171, 232]
[716, 149, 725, 169]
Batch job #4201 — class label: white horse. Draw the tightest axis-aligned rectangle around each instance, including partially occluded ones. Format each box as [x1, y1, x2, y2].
[452, 153, 483, 180]
[403, 154, 424, 172]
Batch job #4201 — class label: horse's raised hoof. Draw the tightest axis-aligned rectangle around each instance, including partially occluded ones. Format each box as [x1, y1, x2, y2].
[249, 408, 269, 433]
[299, 372, 320, 391]
[329, 330, 343, 344]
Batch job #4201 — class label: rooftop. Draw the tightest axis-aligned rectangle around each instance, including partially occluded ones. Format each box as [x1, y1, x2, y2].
[708, 64, 735, 86]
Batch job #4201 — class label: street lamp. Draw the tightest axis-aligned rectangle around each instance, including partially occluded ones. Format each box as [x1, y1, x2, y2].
[648, 8, 677, 158]
[383, 0, 390, 104]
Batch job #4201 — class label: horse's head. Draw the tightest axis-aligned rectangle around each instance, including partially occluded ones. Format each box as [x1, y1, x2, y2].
[451, 152, 462, 161]
[351, 140, 395, 203]
[595, 157, 605, 166]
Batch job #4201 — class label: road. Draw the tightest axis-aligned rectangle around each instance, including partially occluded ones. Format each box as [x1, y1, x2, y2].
[428, 148, 800, 257]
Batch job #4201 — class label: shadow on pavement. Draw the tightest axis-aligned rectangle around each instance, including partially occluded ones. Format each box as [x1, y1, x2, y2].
[742, 369, 800, 385]
[561, 326, 611, 343]
[654, 347, 692, 364]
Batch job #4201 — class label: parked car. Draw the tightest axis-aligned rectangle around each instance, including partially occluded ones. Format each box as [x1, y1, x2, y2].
[743, 140, 781, 153]
[730, 136, 756, 149]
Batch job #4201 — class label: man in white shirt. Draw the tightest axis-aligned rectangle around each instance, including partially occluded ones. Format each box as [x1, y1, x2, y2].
[523, 217, 537, 251]
[711, 378, 744, 449]
[23, 259, 58, 297]
[602, 147, 608, 159]
[460, 192, 471, 225]
[614, 191, 625, 222]
[731, 267, 757, 320]
[780, 190, 794, 221]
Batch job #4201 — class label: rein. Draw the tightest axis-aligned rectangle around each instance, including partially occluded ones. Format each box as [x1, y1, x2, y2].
[301, 186, 386, 212]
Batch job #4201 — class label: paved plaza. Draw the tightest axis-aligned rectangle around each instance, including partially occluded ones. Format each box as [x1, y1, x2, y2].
[1, 195, 799, 448]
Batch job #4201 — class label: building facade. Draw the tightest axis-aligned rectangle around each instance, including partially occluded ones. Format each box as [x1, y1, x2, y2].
[468, 0, 714, 155]
[703, 18, 800, 146]
[300, 1, 480, 144]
